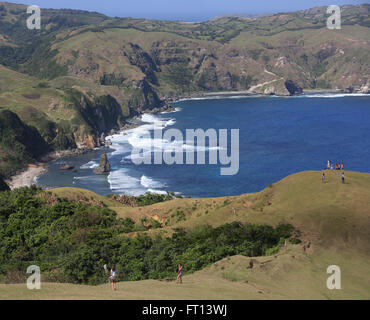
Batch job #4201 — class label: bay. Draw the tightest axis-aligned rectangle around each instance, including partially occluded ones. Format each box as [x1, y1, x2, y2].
[36, 94, 370, 198]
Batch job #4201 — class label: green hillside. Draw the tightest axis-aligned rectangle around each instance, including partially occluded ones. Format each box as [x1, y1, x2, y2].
[0, 170, 369, 299]
[0, 64, 132, 177]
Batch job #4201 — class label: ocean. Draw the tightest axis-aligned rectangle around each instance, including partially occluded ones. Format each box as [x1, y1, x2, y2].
[36, 93, 370, 197]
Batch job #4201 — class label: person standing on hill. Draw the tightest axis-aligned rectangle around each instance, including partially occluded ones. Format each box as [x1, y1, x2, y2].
[177, 264, 183, 284]
[109, 266, 118, 291]
[327, 160, 331, 169]
[322, 172, 326, 184]
[341, 162, 344, 170]
[341, 172, 345, 184]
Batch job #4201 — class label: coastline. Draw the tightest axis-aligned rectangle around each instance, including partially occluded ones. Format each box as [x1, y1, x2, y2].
[166, 88, 369, 102]
[5, 104, 176, 190]
[6, 165, 46, 189]
[6, 92, 369, 191]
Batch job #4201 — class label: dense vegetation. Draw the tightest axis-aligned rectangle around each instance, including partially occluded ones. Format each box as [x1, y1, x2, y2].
[135, 191, 182, 206]
[0, 186, 298, 285]
[0, 175, 9, 191]
[0, 110, 50, 177]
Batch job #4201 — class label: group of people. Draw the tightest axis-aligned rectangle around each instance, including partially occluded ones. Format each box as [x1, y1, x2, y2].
[104, 263, 184, 291]
[322, 171, 345, 184]
[323, 160, 345, 184]
[327, 160, 343, 171]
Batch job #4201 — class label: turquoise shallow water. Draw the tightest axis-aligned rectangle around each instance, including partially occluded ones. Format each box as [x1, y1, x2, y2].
[36, 94, 370, 197]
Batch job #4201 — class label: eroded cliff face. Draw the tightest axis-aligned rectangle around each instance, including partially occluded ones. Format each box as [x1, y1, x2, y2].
[62, 91, 128, 149]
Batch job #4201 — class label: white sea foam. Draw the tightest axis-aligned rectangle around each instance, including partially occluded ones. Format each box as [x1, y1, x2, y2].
[176, 92, 369, 102]
[147, 189, 168, 195]
[73, 175, 105, 182]
[105, 110, 225, 194]
[176, 95, 261, 102]
[300, 93, 369, 98]
[80, 161, 99, 169]
[141, 113, 176, 129]
[229, 95, 254, 99]
[106, 169, 166, 196]
[161, 107, 182, 114]
[107, 169, 144, 196]
[33, 175, 40, 184]
[140, 175, 165, 189]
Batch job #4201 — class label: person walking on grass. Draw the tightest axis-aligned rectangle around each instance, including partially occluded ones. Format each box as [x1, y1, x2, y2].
[177, 264, 183, 284]
[109, 266, 118, 291]
[322, 172, 325, 184]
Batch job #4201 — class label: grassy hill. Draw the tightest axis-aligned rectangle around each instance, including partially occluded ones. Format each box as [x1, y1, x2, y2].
[1, 170, 369, 299]
[51, 170, 370, 253]
[1, 249, 369, 299]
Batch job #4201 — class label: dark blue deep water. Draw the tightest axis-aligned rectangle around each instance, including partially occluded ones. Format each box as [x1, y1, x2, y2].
[37, 94, 370, 197]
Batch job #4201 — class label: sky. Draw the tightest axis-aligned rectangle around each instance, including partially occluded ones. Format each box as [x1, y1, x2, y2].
[9, 0, 366, 21]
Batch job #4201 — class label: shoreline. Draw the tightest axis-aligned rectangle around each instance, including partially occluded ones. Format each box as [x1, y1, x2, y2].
[6, 165, 47, 190]
[5, 104, 176, 190]
[6, 93, 369, 190]
[166, 89, 369, 102]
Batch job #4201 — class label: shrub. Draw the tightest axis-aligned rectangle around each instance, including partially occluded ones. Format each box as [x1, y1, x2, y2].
[289, 238, 302, 245]
[0, 186, 299, 284]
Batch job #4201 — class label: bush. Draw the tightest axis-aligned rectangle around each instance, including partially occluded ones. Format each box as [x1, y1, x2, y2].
[0, 186, 299, 284]
[135, 192, 175, 206]
[289, 238, 302, 245]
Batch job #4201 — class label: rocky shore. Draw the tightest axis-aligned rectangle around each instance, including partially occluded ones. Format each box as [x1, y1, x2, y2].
[5, 102, 176, 189]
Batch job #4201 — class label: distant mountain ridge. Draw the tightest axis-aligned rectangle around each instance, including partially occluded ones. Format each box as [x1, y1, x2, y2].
[210, 13, 271, 21]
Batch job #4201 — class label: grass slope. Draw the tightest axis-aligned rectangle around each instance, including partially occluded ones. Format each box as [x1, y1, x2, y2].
[1, 170, 367, 299]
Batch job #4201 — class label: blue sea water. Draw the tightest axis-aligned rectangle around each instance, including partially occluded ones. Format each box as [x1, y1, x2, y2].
[36, 94, 370, 197]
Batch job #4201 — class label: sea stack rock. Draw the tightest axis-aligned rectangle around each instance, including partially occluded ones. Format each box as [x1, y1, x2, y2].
[94, 152, 111, 174]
